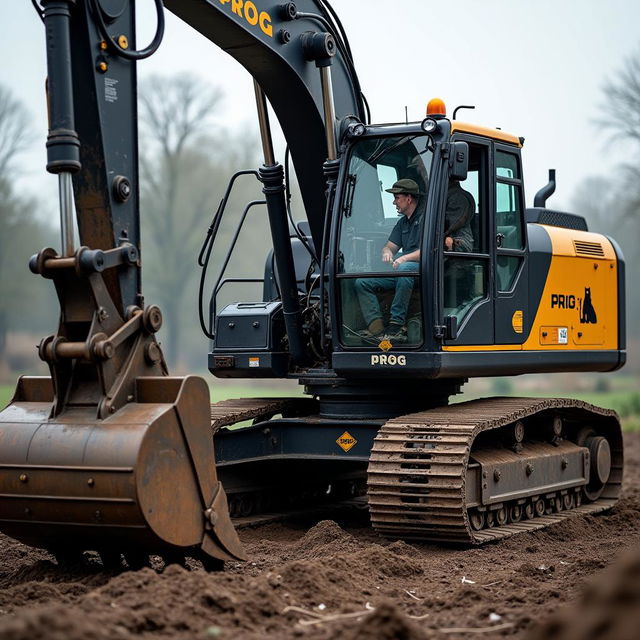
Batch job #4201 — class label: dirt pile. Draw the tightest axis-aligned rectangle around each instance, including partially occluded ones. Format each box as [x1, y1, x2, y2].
[0, 431, 638, 639]
[525, 548, 640, 640]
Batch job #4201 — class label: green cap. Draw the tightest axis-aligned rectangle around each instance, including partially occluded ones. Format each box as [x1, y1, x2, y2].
[385, 178, 420, 196]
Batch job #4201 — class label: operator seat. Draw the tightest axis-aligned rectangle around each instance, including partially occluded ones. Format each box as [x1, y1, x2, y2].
[262, 221, 318, 301]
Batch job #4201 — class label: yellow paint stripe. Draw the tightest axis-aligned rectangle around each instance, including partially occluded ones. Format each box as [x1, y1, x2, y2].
[443, 344, 522, 352]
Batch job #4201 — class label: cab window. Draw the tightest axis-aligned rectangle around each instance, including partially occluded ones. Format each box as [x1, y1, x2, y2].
[495, 148, 525, 290]
[443, 141, 489, 323]
[337, 135, 432, 347]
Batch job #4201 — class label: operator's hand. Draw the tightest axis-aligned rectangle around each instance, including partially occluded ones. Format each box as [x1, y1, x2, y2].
[382, 247, 394, 263]
[445, 236, 454, 251]
[392, 256, 405, 270]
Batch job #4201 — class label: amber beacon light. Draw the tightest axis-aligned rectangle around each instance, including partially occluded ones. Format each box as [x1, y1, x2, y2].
[426, 97, 447, 116]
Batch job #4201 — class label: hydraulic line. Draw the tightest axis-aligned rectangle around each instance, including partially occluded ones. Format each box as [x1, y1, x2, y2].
[254, 81, 307, 365]
[89, 0, 165, 60]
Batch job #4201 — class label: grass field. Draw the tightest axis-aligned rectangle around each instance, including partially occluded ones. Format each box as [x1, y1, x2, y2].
[0, 381, 299, 411]
[0, 385, 12, 410]
[1, 383, 638, 430]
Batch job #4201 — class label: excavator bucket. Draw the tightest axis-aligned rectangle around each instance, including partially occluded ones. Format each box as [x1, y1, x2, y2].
[0, 374, 245, 565]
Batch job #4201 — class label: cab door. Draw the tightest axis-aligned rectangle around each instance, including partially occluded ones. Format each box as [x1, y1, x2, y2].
[493, 144, 528, 344]
[442, 136, 494, 345]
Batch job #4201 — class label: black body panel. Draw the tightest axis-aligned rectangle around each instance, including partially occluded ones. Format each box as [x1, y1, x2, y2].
[210, 302, 289, 377]
[215, 418, 382, 465]
[69, 3, 141, 313]
[332, 349, 622, 379]
[525, 223, 553, 339]
[526, 207, 589, 231]
[607, 235, 626, 352]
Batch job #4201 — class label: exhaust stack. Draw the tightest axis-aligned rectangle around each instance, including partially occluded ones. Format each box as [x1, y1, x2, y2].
[534, 169, 556, 208]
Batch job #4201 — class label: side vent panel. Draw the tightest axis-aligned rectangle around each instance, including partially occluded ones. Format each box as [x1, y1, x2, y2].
[573, 240, 605, 257]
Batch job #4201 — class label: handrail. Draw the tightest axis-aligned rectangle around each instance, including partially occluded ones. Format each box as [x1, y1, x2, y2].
[197, 171, 263, 339]
[208, 201, 267, 336]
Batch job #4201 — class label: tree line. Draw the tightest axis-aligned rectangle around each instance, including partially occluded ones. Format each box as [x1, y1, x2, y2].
[0, 74, 270, 379]
[570, 48, 640, 372]
[0, 50, 639, 379]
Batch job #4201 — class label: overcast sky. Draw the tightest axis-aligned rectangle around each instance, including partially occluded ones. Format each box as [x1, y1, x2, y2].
[2, 0, 639, 224]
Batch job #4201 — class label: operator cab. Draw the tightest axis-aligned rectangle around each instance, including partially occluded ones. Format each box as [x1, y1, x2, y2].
[332, 121, 492, 354]
[328, 104, 531, 378]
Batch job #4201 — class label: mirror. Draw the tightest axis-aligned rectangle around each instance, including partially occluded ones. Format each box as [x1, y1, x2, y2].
[450, 141, 469, 181]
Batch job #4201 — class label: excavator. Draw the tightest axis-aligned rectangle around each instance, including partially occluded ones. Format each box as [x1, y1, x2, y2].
[0, 0, 625, 567]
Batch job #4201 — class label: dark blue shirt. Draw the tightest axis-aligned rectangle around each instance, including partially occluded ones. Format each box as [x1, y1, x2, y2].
[388, 211, 423, 253]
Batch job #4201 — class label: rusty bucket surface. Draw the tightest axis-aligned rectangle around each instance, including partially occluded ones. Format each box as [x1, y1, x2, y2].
[0, 375, 245, 562]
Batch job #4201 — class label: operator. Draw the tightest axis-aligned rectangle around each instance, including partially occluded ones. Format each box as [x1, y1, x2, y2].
[355, 178, 423, 340]
[445, 178, 475, 252]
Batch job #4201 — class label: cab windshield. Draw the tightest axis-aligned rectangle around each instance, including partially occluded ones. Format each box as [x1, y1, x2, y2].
[337, 134, 432, 347]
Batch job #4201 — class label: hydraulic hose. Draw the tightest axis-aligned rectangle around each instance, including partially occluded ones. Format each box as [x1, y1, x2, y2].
[89, 0, 165, 60]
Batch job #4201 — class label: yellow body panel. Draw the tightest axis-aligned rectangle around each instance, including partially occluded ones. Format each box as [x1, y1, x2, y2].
[450, 121, 521, 146]
[523, 225, 617, 350]
[443, 225, 619, 352]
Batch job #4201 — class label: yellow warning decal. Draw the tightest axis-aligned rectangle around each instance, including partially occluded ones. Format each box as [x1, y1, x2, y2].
[378, 339, 392, 352]
[336, 431, 357, 452]
[512, 310, 524, 334]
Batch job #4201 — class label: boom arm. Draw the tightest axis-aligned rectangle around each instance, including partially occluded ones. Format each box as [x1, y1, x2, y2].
[166, 0, 366, 252]
[55, 0, 366, 319]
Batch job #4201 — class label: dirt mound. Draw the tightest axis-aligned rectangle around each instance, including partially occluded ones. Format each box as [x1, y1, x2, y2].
[345, 601, 427, 640]
[292, 519, 360, 559]
[0, 431, 638, 640]
[0, 605, 111, 640]
[525, 548, 640, 640]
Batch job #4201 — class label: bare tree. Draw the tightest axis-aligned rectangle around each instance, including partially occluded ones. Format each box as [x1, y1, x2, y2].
[601, 48, 640, 146]
[0, 84, 51, 370]
[0, 85, 33, 179]
[138, 74, 261, 370]
[570, 176, 616, 234]
[576, 51, 640, 371]
[597, 48, 640, 222]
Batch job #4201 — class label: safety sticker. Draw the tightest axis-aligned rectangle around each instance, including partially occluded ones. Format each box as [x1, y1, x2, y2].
[249, 357, 260, 368]
[378, 339, 392, 352]
[511, 310, 524, 334]
[336, 431, 357, 452]
[540, 326, 569, 345]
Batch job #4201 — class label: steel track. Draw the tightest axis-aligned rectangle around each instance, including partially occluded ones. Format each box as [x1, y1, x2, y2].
[367, 397, 623, 544]
[210, 397, 318, 432]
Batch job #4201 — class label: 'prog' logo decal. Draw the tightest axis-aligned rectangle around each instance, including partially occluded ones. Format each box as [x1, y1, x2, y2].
[551, 293, 576, 309]
[550, 287, 598, 324]
[217, 0, 273, 37]
[371, 354, 406, 366]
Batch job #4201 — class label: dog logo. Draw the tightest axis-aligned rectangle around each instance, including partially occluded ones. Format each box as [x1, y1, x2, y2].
[578, 287, 597, 324]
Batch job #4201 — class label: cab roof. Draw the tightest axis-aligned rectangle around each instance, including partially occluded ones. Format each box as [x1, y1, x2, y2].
[451, 121, 521, 146]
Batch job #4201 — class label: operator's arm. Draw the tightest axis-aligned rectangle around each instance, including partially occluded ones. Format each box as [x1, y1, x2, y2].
[382, 241, 400, 263]
[392, 249, 420, 269]
[444, 188, 474, 252]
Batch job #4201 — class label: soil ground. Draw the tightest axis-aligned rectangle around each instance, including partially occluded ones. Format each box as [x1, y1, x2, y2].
[0, 432, 638, 640]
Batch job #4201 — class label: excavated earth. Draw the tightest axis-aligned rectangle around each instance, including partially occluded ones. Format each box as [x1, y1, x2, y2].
[0, 431, 639, 640]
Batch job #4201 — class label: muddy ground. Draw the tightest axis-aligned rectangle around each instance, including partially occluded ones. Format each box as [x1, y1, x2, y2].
[0, 432, 638, 640]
